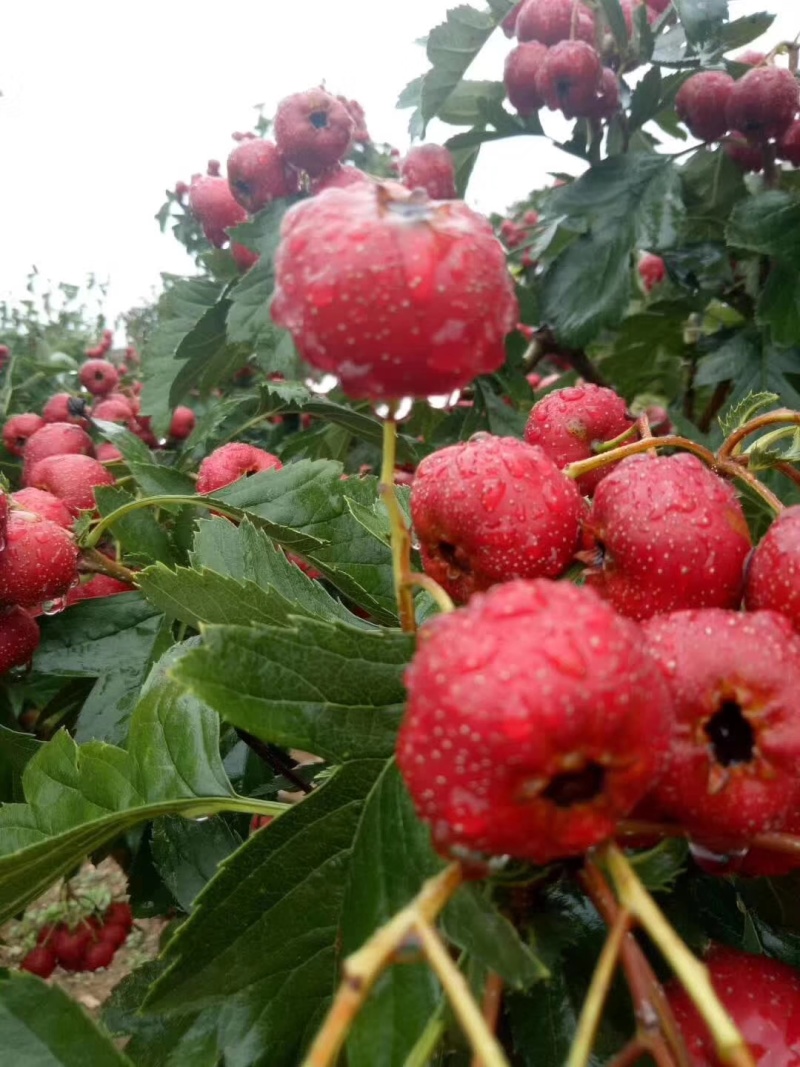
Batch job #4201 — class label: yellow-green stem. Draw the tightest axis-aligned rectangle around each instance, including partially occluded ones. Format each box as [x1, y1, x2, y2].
[565, 435, 718, 481]
[79, 547, 138, 585]
[379, 416, 417, 633]
[603, 844, 755, 1067]
[719, 409, 800, 461]
[566, 906, 630, 1067]
[85, 494, 241, 549]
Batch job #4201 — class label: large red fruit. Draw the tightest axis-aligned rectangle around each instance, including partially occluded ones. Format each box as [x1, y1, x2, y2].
[397, 579, 673, 865]
[504, 42, 549, 115]
[726, 66, 799, 142]
[675, 72, 734, 142]
[42, 393, 91, 426]
[399, 144, 457, 200]
[583, 454, 751, 620]
[778, 121, 800, 166]
[3, 413, 45, 457]
[537, 40, 603, 118]
[50, 924, 91, 971]
[188, 175, 247, 248]
[516, 0, 595, 45]
[22, 422, 93, 477]
[226, 138, 298, 213]
[11, 488, 73, 529]
[411, 435, 583, 603]
[271, 183, 518, 400]
[665, 945, 800, 1064]
[196, 442, 283, 495]
[744, 506, 800, 632]
[20, 945, 57, 978]
[644, 608, 800, 841]
[523, 384, 633, 496]
[274, 88, 354, 176]
[27, 454, 115, 514]
[79, 359, 119, 397]
[0, 511, 78, 608]
[0, 606, 40, 674]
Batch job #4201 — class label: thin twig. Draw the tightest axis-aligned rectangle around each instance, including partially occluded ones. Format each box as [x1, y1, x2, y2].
[235, 729, 314, 795]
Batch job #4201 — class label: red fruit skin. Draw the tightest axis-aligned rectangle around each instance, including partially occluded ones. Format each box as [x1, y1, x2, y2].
[646, 0, 670, 11]
[22, 423, 94, 477]
[504, 42, 549, 115]
[644, 608, 800, 841]
[524, 384, 633, 497]
[51, 924, 91, 971]
[400, 145, 457, 200]
[675, 72, 734, 142]
[584, 68, 621, 122]
[726, 67, 800, 142]
[231, 243, 259, 273]
[83, 940, 116, 972]
[0, 512, 78, 608]
[20, 946, 57, 978]
[397, 579, 673, 866]
[104, 902, 133, 931]
[411, 436, 584, 603]
[98, 923, 129, 949]
[11, 488, 73, 529]
[309, 165, 372, 195]
[96, 442, 123, 463]
[0, 489, 6, 542]
[92, 398, 134, 423]
[27, 454, 115, 514]
[42, 393, 91, 427]
[79, 359, 119, 397]
[778, 120, 800, 166]
[67, 575, 132, 606]
[196, 442, 283, 495]
[249, 814, 275, 834]
[537, 40, 603, 119]
[516, 0, 596, 45]
[502, 0, 524, 36]
[584, 454, 751, 620]
[274, 88, 355, 176]
[665, 945, 800, 1065]
[168, 406, 196, 440]
[744, 506, 800, 632]
[226, 138, 298, 213]
[188, 175, 248, 248]
[724, 132, 765, 172]
[0, 606, 40, 674]
[639, 252, 666, 292]
[271, 183, 518, 401]
[3, 413, 45, 457]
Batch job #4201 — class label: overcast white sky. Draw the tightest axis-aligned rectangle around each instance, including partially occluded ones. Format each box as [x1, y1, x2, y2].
[0, 0, 794, 329]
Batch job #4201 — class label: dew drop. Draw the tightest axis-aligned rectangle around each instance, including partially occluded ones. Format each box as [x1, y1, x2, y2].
[41, 596, 68, 616]
[688, 838, 749, 875]
[305, 374, 339, 395]
[427, 390, 461, 410]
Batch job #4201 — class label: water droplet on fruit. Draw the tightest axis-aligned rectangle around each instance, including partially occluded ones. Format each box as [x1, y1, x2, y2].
[305, 374, 339, 395]
[41, 596, 67, 616]
[427, 390, 461, 410]
[688, 838, 749, 875]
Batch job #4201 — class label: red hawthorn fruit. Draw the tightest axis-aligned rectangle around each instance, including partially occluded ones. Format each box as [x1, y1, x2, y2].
[0, 344, 9, 370]
[249, 814, 275, 834]
[3, 413, 45, 457]
[524, 384, 634, 497]
[724, 131, 765, 172]
[502, 0, 524, 36]
[744, 505, 800, 631]
[168, 406, 196, 440]
[665, 945, 800, 1064]
[397, 579, 673, 865]
[11, 488, 73, 529]
[20, 945, 57, 978]
[22, 423, 94, 477]
[583, 454, 751, 620]
[125, 346, 140, 366]
[0, 511, 78, 607]
[51, 924, 91, 971]
[188, 175, 247, 248]
[104, 902, 133, 931]
[82, 940, 116, 972]
[226, 138, 298, 213]
[92, 397, 134, 423]
[309, 165, 372, 195]
[643, 404, 672, 436]
[778, 120, 800, 166]
[584, 68, 621, 122]
[646, 0, 670, 11]
[42, 393, 91, 426]
[338, 97, 370, 143]
[196, 442, 283, 495]
[98, 922, 128, 949]
[411, 435, 583, 603]
[96, 442, 123, 464]
[638, 252, 666, 292]
[516, 0, 596, 45]
[0, 488, 6, 540]
[644, 608, 800, 840]
[231, 243, 259, 272]
[400, 144, 457, 200]
[731, 806, 800, 878]
[79, 359, 119, 397]
[726, 66, 800, 142]
[27, 454, 115, 514]
[271, 183, 518, 400]
[675, 71, 734, 142]
[67, 575, 132, 605]
[500, 217, 527, 248]
[274, 88, 355, 176]
[736, 50, 768, 67]
[504, 42, 549, 115]
[0, 606, 40, 674]
[537, 40, 603, 119]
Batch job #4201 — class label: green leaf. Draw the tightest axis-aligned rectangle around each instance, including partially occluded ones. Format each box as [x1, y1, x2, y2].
[629, 838, 689, 892]
[727, 191, 800, 261]
[699, 336, 800, 422]
[721, 12, 774, 51]
[169, 296, 246, 407]
[0, 728, 42, 804]
[0, 970, 132, 1066]
[95, 485, 176, 565]
[674, 0, 727, 44]
[602, 306, 687, 401]
[172, 619, 414, 763]
[151, 815, 243, 913]
[599, 0, 628, 51]
[507, 972, 583, 1066]
[420, 5, 502, 129]
[145, 760, 386, 1067]
[758, 262, 800, 348]
[437, 80, 507, 126]
[226, 202, 291, 351]
[342, 762, 441, 1067]
[628, 65, 663, 131]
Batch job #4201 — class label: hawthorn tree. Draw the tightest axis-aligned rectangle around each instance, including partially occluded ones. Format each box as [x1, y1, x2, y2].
[1, 0, 800, 1064]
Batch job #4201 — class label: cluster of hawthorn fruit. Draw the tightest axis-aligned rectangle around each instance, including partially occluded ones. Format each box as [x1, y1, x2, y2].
[19, 901, 134, 978]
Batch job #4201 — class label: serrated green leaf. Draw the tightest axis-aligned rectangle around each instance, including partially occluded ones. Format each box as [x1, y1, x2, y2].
[437, 79, 506, 126]
[719, 389, 781, 436]
[629, 837, 689, 892]
[674, 0, 727, 44]
[727, 191, 800, 261]
[420, 6, 501, 128]
[599, 0, 628, 50]
[95, 485, 176, 565]
[628, 65, 663, 131]
[721, 12, 774, 51]
[757, 262, 800, 348]
[172, 618, 413, 763]
[0, 970, 132, 1066]
[151, 816, 243, 913]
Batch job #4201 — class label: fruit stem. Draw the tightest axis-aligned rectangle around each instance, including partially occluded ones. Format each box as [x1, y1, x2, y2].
[564, 436, 718, 480]
[715, 459, 784, 515]
[718, 409, 800, 461]
[602, 843, 756, 1067]
[416, 920, 510, 1067]
[565, 905, 630, 1067]
[78, 548, 138, 586]
[405, 573, 455, 615]
[471, 972, 505, 1067]
[379, 414, 417, 633]
[301, 863, 464, 1067]
[593, 422, 640, 454]
[84, 494, 242, 549]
